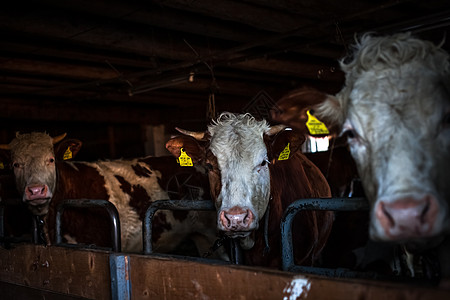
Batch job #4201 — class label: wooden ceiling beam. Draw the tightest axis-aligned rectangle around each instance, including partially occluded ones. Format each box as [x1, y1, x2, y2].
[36, 0, 268, 43]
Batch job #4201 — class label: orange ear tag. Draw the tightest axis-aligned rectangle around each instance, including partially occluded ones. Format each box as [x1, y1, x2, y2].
[178, 148, 193, 166]
[63, 147, 73, 160]
[306, 110, 329, 135]
[278, 143, 291, 161]
[0, 161, 4, 169]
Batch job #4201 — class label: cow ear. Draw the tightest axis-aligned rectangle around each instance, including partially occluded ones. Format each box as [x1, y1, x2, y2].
[266, 129, 305, 162]
[166, 135, 205, 164]
[54, 139, 83, 161]
[313, 94, 344, 133]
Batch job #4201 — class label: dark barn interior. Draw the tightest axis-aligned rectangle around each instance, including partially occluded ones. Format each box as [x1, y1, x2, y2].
[1, 1, 450, 299]
[1, 0, 450, 160]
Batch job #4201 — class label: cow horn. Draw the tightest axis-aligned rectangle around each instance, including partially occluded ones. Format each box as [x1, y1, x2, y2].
[267, 124, 287, 136]
[175, 127, 206, 141]
[52, 133, 67, 144]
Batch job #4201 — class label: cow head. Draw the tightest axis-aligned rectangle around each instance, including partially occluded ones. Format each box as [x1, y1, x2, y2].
[0, 132, 82, 215]
[270, 86, 340, 136]
[315, 32, 450, 244]
[166, 113, 304, 248]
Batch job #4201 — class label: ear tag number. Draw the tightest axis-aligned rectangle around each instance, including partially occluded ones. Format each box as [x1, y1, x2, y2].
[306, 110, 329, 135]
[178, 148, 193, 166]
[278, 143, 291, 161]
[63, 147, 73, 160]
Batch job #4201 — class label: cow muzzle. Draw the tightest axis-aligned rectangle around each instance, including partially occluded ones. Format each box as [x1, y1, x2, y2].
[374, 194, 441, 241]
[24, 184, 51, 206]
[219, 206, 256, 236]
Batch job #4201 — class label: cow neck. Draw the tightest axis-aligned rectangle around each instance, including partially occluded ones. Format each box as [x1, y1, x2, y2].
[55, 161, 63, 196]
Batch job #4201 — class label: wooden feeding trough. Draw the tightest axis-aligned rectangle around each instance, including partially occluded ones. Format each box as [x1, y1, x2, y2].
[1, 244, 450, 300]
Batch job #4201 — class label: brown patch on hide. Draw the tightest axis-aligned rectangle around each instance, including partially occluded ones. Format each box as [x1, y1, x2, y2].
[132, 164, 152, 177]
[115, 175, 151, 220]
[48, 162, 113, 248]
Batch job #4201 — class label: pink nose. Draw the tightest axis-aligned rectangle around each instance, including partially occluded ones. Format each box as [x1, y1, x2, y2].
[375, 195, 439, 240]
[25, 184, 49, 200]
[219, 206, 255, 231]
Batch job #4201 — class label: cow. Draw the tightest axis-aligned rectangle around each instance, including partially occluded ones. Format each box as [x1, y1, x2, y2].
[270, 87, 376, 271]
[0, 132, 223, 257]
[271, 86, 360, 198]
[314, 32, 450, 281]
[166, 112, 334, 268]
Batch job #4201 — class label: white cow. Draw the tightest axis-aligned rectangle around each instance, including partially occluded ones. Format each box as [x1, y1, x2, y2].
[315, 32, 450, 280]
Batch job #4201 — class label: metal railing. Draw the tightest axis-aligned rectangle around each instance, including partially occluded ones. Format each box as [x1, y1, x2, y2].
[280, 197, 378, 278]
[56, 199, 121, 252]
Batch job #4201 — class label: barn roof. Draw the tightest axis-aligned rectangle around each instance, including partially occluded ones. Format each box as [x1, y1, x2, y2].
[1, 0, 449, 131]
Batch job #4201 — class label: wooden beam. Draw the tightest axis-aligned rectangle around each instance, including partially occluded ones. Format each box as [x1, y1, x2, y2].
[151, 0, 307, 33]
[1, 244, 449, 300]
[35, 0, 268, 43]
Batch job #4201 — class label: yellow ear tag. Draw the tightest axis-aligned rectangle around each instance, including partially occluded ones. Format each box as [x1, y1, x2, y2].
[306, 110, 329, 135]
[0, 162, 4, 169]
[178, 148, 193, 166]
[63, 147, 73, 160]
[278, 143, 291, 161]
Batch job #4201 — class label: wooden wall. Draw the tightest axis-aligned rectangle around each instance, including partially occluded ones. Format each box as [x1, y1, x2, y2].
[0, 244, 449, 300]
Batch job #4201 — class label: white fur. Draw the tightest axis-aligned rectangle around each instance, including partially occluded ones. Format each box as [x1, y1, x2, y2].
[316, 32, 450, 241]
[208, 113, 272, 228]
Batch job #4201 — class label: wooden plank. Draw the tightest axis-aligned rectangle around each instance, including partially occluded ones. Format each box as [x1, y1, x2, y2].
[1, 244, 449, 299]
[0, 281, 90, 300]
[128, 254, 450, 300]
[0, 244, 111, 300]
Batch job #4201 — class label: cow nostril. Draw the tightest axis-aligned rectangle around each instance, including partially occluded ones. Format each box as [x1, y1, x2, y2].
[243, 209, 253, 226]
[220, 211, 231, 229]
[420, 198, 430, 223]
[381, 202, 395, 227]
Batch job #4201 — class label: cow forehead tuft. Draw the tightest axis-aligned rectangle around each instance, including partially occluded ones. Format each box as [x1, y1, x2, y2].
[9, 132, 55, 158]
[208, 113, 269, 160]
[208, 113, 270, 135]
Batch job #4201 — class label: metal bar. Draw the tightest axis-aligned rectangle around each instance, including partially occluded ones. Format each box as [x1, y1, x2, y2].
[281, 197, 369, 275]
[110, 254, 131, 300]
[0, 205, 4, 245]
[31, 215, 40, 244]
[143, 199, 215, 255]
[55, 199, 121, 252]
[228, 238, 244, 265]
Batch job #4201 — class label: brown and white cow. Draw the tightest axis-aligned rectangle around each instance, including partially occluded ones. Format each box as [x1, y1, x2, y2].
[271, 87, 361, 198]
[0, 132, 221, 256]
[166, 112, 334, 268]
[314, 32, 450, 278]
[270, 87, 375, 271]
[315, 32, 450, 243]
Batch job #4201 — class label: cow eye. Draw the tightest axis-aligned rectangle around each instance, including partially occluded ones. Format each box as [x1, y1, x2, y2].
[49, 158, 55, 163]
[343, 129, 356, 139]
[13, 162, 20, 168]
[260, 159, 270, 167]
[205, 163, 214, 171]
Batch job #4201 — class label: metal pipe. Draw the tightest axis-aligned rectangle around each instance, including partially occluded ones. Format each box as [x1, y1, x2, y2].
[31, 215, 40, 244]
[0, 205, 4, 245]
[55, 199, 121, 252]
[281, 197, 369, 275]
[143, 199, 215, 255]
